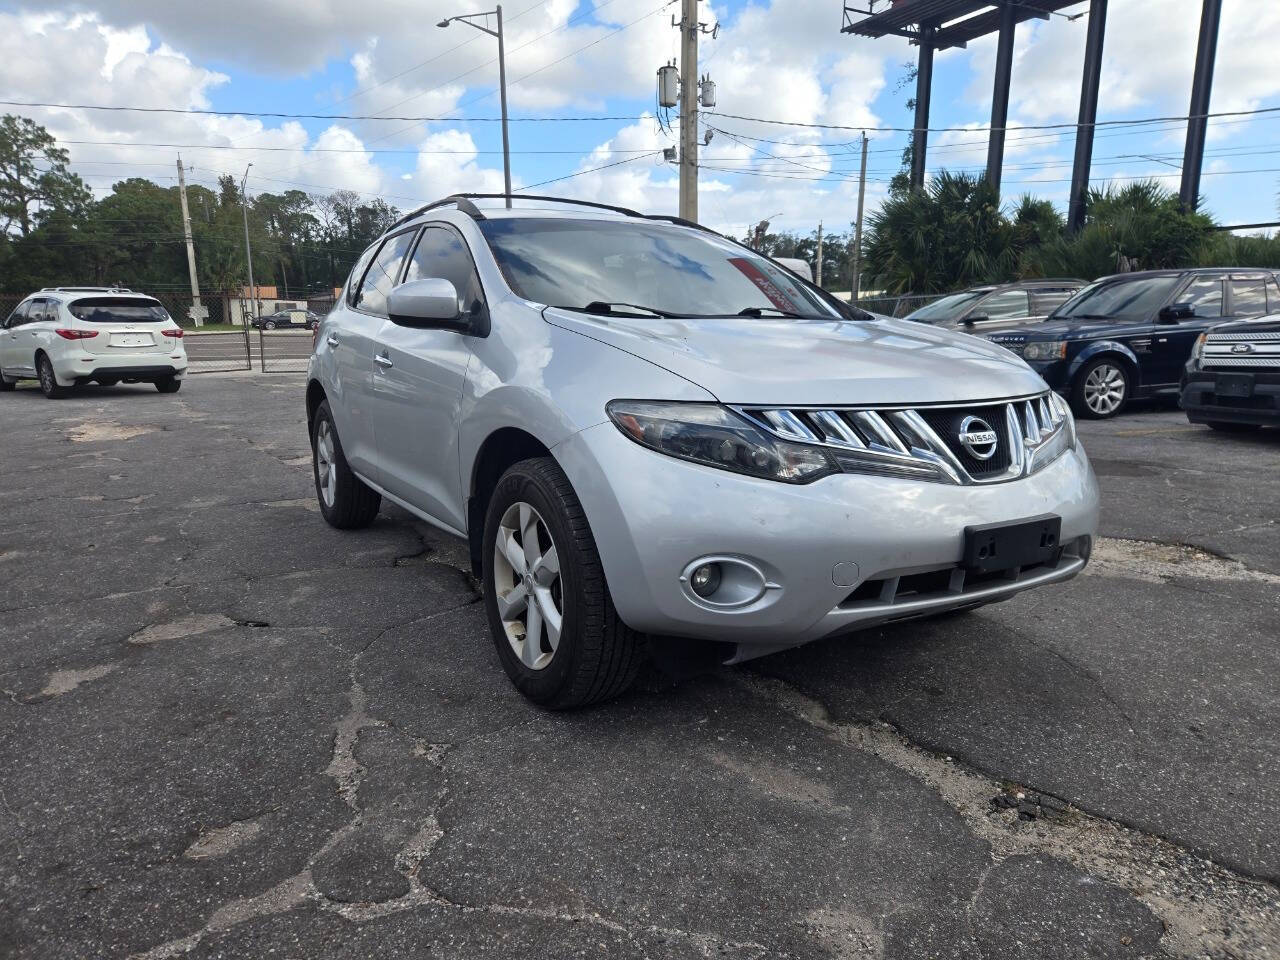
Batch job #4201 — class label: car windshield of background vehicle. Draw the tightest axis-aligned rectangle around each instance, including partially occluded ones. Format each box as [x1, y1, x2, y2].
[68, 298, 170, 323]
[477, 218, 840, 320]
[905, 291, 986, 322]
[1052, 276, 1181, 322]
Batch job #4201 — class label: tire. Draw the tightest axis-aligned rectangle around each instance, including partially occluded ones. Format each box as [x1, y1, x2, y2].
[37, 354, 68, 399]
[98, 378, 119, 387]
[1205, 421, 1261, 433]
[1071, 357, 1130, 419]
[264, 321, 276, 330]
[482, 457, 643, 709]
[0, 371, 15, 392]
[155, 377, 181, 394]
[311, 400, 380, 529]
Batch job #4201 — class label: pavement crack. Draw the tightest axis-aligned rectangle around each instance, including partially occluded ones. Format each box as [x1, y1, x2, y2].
[736, 672, 1280, 960]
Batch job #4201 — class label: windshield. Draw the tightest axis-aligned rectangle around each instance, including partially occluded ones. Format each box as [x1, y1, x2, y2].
[905, 291, 986, 322]
[69, 297, 169, 324]
[1051, 276, 1180, 322]
[477, 217, 840, 320]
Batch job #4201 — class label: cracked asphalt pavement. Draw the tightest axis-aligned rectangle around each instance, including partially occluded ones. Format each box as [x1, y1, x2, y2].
[1, 376, 1277, 959]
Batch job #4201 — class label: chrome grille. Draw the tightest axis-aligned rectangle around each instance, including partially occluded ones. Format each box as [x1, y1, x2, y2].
[734, 392, 1073, 486]
[1203, 330, 1280, 369]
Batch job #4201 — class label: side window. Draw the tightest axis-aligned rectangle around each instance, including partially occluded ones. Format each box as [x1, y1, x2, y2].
[1030, 292, 1070, 316]
[977, 289, 1029, 320]
[344, 243, 381, 308]
[1229, 278, 1268, 317]
[1182, 277, 1223, 318]
[4, 301, 28, 329]
[353, 230, 417, 317]
[404, 226, 486, 316]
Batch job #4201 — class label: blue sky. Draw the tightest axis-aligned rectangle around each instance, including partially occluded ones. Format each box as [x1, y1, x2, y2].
[4, 0, 1280, 238]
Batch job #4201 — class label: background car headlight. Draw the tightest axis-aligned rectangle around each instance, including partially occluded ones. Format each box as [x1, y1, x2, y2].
[606, 401, 837, 483]
[1022, 340, 1068, 361]
[1191, 333, 1207, 367]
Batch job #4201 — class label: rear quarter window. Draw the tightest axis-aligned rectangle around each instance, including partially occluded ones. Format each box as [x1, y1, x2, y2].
[69, 298, 169, 323]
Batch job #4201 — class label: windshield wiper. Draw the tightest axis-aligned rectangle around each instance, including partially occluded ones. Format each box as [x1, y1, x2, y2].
[568, 301, 676, 319]
[736, 306, 806, 318]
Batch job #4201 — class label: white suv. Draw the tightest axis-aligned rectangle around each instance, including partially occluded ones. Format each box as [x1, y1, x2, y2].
[307, 195, 1100, 709]
[0, 288, 188, 398]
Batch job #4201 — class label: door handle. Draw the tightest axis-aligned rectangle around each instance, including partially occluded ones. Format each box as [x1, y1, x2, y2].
[374, 353, 393, 369]
[326, 336, 339, 347]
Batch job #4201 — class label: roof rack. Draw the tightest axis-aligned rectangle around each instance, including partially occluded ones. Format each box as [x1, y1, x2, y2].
[390, 192, 654, 231]
[40, 285, 133, 293]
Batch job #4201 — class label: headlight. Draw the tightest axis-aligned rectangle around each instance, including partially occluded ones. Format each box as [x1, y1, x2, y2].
[606, 401, 837, 484]
[1191, 333, 1207, 367]
[1022, 340, 1068, 361]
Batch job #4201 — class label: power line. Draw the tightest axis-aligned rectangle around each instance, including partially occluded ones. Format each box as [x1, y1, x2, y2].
[59, 139, 661, 156]
[515, 151, 664, 191]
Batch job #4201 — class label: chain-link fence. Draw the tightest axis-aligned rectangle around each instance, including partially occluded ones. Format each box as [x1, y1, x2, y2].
[851, 293, 948, 318]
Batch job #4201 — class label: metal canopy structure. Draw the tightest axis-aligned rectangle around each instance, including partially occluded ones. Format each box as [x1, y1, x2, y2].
[842, 0, 1225, 229]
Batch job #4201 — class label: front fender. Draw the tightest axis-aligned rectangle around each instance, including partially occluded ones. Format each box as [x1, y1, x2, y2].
[1066, 339, 1141, 387]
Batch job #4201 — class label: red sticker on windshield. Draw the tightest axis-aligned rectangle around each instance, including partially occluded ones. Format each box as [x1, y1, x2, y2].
[728, 258, 802, 312]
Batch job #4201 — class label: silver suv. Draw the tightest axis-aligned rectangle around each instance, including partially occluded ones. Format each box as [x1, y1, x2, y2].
[306, 195, 1099, 708]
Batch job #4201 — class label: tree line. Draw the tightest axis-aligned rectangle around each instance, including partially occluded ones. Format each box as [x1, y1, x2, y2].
[0, 114, 401, 297]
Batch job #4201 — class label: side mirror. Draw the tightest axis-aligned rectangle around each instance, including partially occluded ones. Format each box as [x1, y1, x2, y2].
[1158, 302, 1194, 323]
[962, 314, 989, 327]
[388, 278, 466, 330]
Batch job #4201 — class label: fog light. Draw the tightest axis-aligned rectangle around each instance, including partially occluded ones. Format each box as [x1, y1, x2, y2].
[689, 562, 722, 598]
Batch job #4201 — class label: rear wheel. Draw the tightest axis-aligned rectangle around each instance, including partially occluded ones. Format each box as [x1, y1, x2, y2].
[0, 371, 15, 392]
[155, 377, 181, 394]
[1072, 357, 1130, 419]
[1206, 421, 1261, 433]
[98, 377, 119, 387]
[482, 457, 643, 709]
[37, 355, 67, 399]
[311, 400, 380, 529]
[264, 320, 276, 330]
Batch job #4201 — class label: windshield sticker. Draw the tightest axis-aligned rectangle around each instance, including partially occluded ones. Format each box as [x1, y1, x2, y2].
[728, 257, 803, 312]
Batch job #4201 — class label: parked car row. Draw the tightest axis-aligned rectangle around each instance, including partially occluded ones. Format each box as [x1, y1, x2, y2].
[909, 268, 1280, 424]
[253, 309, 323, 330]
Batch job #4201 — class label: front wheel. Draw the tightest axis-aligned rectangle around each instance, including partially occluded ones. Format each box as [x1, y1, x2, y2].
[37, 355, 68, 399]
[155, 377, 181, 394]
[482, 457, 643, 709]
[1072, 357, 1130, 419]
[264, 321, 276, 330]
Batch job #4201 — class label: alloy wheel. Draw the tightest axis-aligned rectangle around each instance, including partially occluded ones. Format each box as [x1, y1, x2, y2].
[492, 501, 563, 671]
[315, 419, 337, 508]
[1083, 362, 1125, 416]
[39, 359, 54, 394]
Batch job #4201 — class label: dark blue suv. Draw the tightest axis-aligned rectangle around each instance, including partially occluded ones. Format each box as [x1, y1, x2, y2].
[986, 268, 1280, 418]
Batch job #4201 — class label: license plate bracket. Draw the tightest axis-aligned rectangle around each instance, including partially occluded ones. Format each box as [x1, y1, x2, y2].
[963, 514, 1062, 573]
[1215, 373, 1255, 398]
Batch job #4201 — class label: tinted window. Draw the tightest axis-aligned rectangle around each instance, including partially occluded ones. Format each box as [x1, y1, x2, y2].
[25, 299, 49, 324]
[978, 289, 1029, 319]
[345, 243, 381, 308]
[353, 231, 417, 317]
[478, 218, 838, 320]
[4, 301, 28, 329]
[69, 298, 169, 323]
[1229, 278, 1267, 317]
[1054, 276, 1181, 322]
[405, 226, 485, 315]
[1183, 277, 1223, 318]
[1030, 291, 1073, 315]
[905, 291, 986, 322]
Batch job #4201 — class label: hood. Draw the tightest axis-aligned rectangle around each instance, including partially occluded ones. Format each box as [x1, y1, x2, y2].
[543, 308, 1046, 406]
[989, 315, 1153, 341]
[1208, 314, 1280, 335]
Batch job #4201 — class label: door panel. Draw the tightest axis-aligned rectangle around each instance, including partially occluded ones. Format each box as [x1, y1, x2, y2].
[369, 225, 485, 530]
[1149, 277, 1222, 384]
[1, 301, 29, 373]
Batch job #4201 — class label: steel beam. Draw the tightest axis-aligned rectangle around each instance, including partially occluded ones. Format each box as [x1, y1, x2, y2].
[911, 25, 935, 192]
[1180, 0, 1222, 211]
[1067, 0, 1107, 233]
[986, 2, 1017, 193]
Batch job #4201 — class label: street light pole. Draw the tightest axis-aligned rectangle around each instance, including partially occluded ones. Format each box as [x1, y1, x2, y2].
[440, 7, 511, 207]
[240, 163, 259, 327]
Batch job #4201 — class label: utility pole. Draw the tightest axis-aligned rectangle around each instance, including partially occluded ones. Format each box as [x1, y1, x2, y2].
[176, 155, 205, 326]
[815, 222, 823, 287]
[852, 132, 868, 302]
[678, 0, 699, 222]
[240, 163, 259, 328]
[438, 7, 511, 207]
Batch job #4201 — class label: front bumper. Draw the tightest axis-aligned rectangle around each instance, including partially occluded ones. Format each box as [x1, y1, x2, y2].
[555, 420, 1100, 657]
[1181, 369, 1280, 426]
